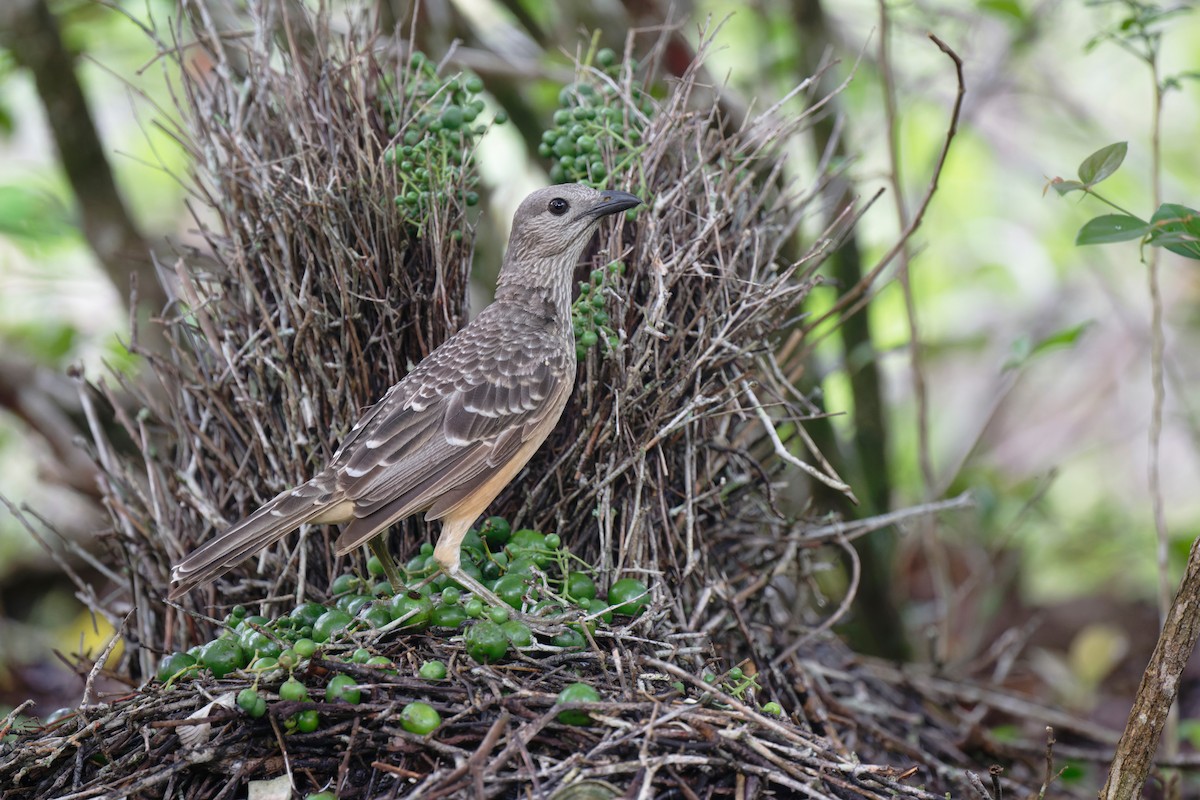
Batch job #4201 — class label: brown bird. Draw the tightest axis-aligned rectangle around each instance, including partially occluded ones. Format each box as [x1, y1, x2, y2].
[169, 184, 641, 602]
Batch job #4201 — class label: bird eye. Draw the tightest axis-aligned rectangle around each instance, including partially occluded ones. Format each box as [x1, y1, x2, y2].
[548, 198, 569, 216]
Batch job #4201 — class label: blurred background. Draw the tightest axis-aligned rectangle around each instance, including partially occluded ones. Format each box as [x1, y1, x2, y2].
[1, 0, 1198, 757]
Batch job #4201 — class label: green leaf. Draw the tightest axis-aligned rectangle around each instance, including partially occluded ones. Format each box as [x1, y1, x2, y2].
[1147, 203, 1200, 261]
[0, 185, 75, 244]
[1004, 321, 1092, 371]
[1076, 142, 1127, 186]
[1075, 214, 1150, 246]
[977, 0, 1025, 22]
[1049, 179, 1085, 196]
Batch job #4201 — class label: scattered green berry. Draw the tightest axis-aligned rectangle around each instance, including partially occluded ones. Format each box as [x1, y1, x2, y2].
[555, 682, 601, 726]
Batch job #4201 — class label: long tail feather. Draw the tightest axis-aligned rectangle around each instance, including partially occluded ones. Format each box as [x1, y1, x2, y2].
[168, 487, 328, 599]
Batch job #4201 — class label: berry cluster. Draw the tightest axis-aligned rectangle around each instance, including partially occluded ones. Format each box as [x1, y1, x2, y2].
[539, 47, 651, 193]
[573, 260, 625, 360]
[383, 52, 506, 229]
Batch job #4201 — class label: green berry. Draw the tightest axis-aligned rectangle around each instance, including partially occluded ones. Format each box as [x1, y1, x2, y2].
[296, 709, 320, 733]
[330, 574, 360, 596]
[555, 682, 601, 726]
[312, 609, 355, 643]
[480, 516, 511, 548]
[419, 660, 448, 680]
[565, 572, 597, 602]
[464, 619, 510, 664]
[552, 628, 585, 649]
[236, 688, 260, 713]
[430, 603, 467, 629]
[608, 578, 650, 616]
[464, 597, 484, 618]
[400, 702, 441, 735]
[596, 47, 617, 68]
[762, 701, 783, 716]
[200, 639, 246, 679]
[390, 593, 434, 630]
[325, 674, 361, 704]
[278, 677, 308, 702]
[500, 619, 533, 647]
[156, 652, 197, 683]
[290, 604, 328, 628]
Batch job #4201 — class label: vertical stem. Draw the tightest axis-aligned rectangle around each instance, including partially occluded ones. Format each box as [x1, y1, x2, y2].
[877, 0, 945, 657]
[1145, 43, 1175, 773]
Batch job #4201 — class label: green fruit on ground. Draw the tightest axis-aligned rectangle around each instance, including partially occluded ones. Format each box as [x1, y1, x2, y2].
[200, 639, 246, 679]
[291, 603, 328, 628]
[366, 655, 393, 669]
[358, 603, 393, 629]
[156, 652, 197, 683]
[419, 660, 448, 680]
[552, 628, 585, 649]
[236, 688, 260, 713]
[607, 578, 650, 616]
[565, 572, 597, 601]
[293, 638, 317, 658]
[400, 702, 442, 735]
[235, 615, 270, 632]
[480, 516, 511, 549]
[251, 656, 279, 671]
[330, 573, 360, 595]
[351, 648, 371, 664]
[500, 619, 533, 647]
[464, 620, 509, 664]
[585, 597, 613, 624]
[464, 598, 484, 618]
[296, 709, 320, 733]
[555, 682, 601, 726]
[239, 628, 282, 660]
[389, 594, 433, 629]
[279, 677, 309, 702]
[762, 701, 783, 716]
[325, 674, 361, 704]
[311, 609, 355, 643]
[306, 793, 336, 800]
[508, 528, 545, 551]
[492, 574, 529, 610]
[336, 594, 371, 616]
[430, 603, 467, 629]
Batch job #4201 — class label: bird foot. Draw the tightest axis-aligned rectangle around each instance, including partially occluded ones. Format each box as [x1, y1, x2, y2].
[442, 566, 568, 635]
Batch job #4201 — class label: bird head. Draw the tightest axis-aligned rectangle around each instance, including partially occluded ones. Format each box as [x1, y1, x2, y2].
[505, 184, 642, 262]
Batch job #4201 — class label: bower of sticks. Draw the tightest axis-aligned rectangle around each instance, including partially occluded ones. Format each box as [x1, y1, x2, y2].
[0, 7, 1107, 800]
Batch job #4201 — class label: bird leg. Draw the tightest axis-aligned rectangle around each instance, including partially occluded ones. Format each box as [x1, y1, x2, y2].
[431, 532, 507, 609]
[367, 535, 405, 593]
[431, 526, 565, 632]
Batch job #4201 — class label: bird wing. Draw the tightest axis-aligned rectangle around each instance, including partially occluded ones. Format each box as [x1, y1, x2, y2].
[331, 307, 571, 553]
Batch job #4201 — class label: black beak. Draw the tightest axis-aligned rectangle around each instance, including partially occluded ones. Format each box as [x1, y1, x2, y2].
[588, 189, 643, 218]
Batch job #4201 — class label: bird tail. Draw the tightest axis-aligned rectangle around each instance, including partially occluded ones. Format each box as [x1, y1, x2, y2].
[167, 487, 328, 600]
